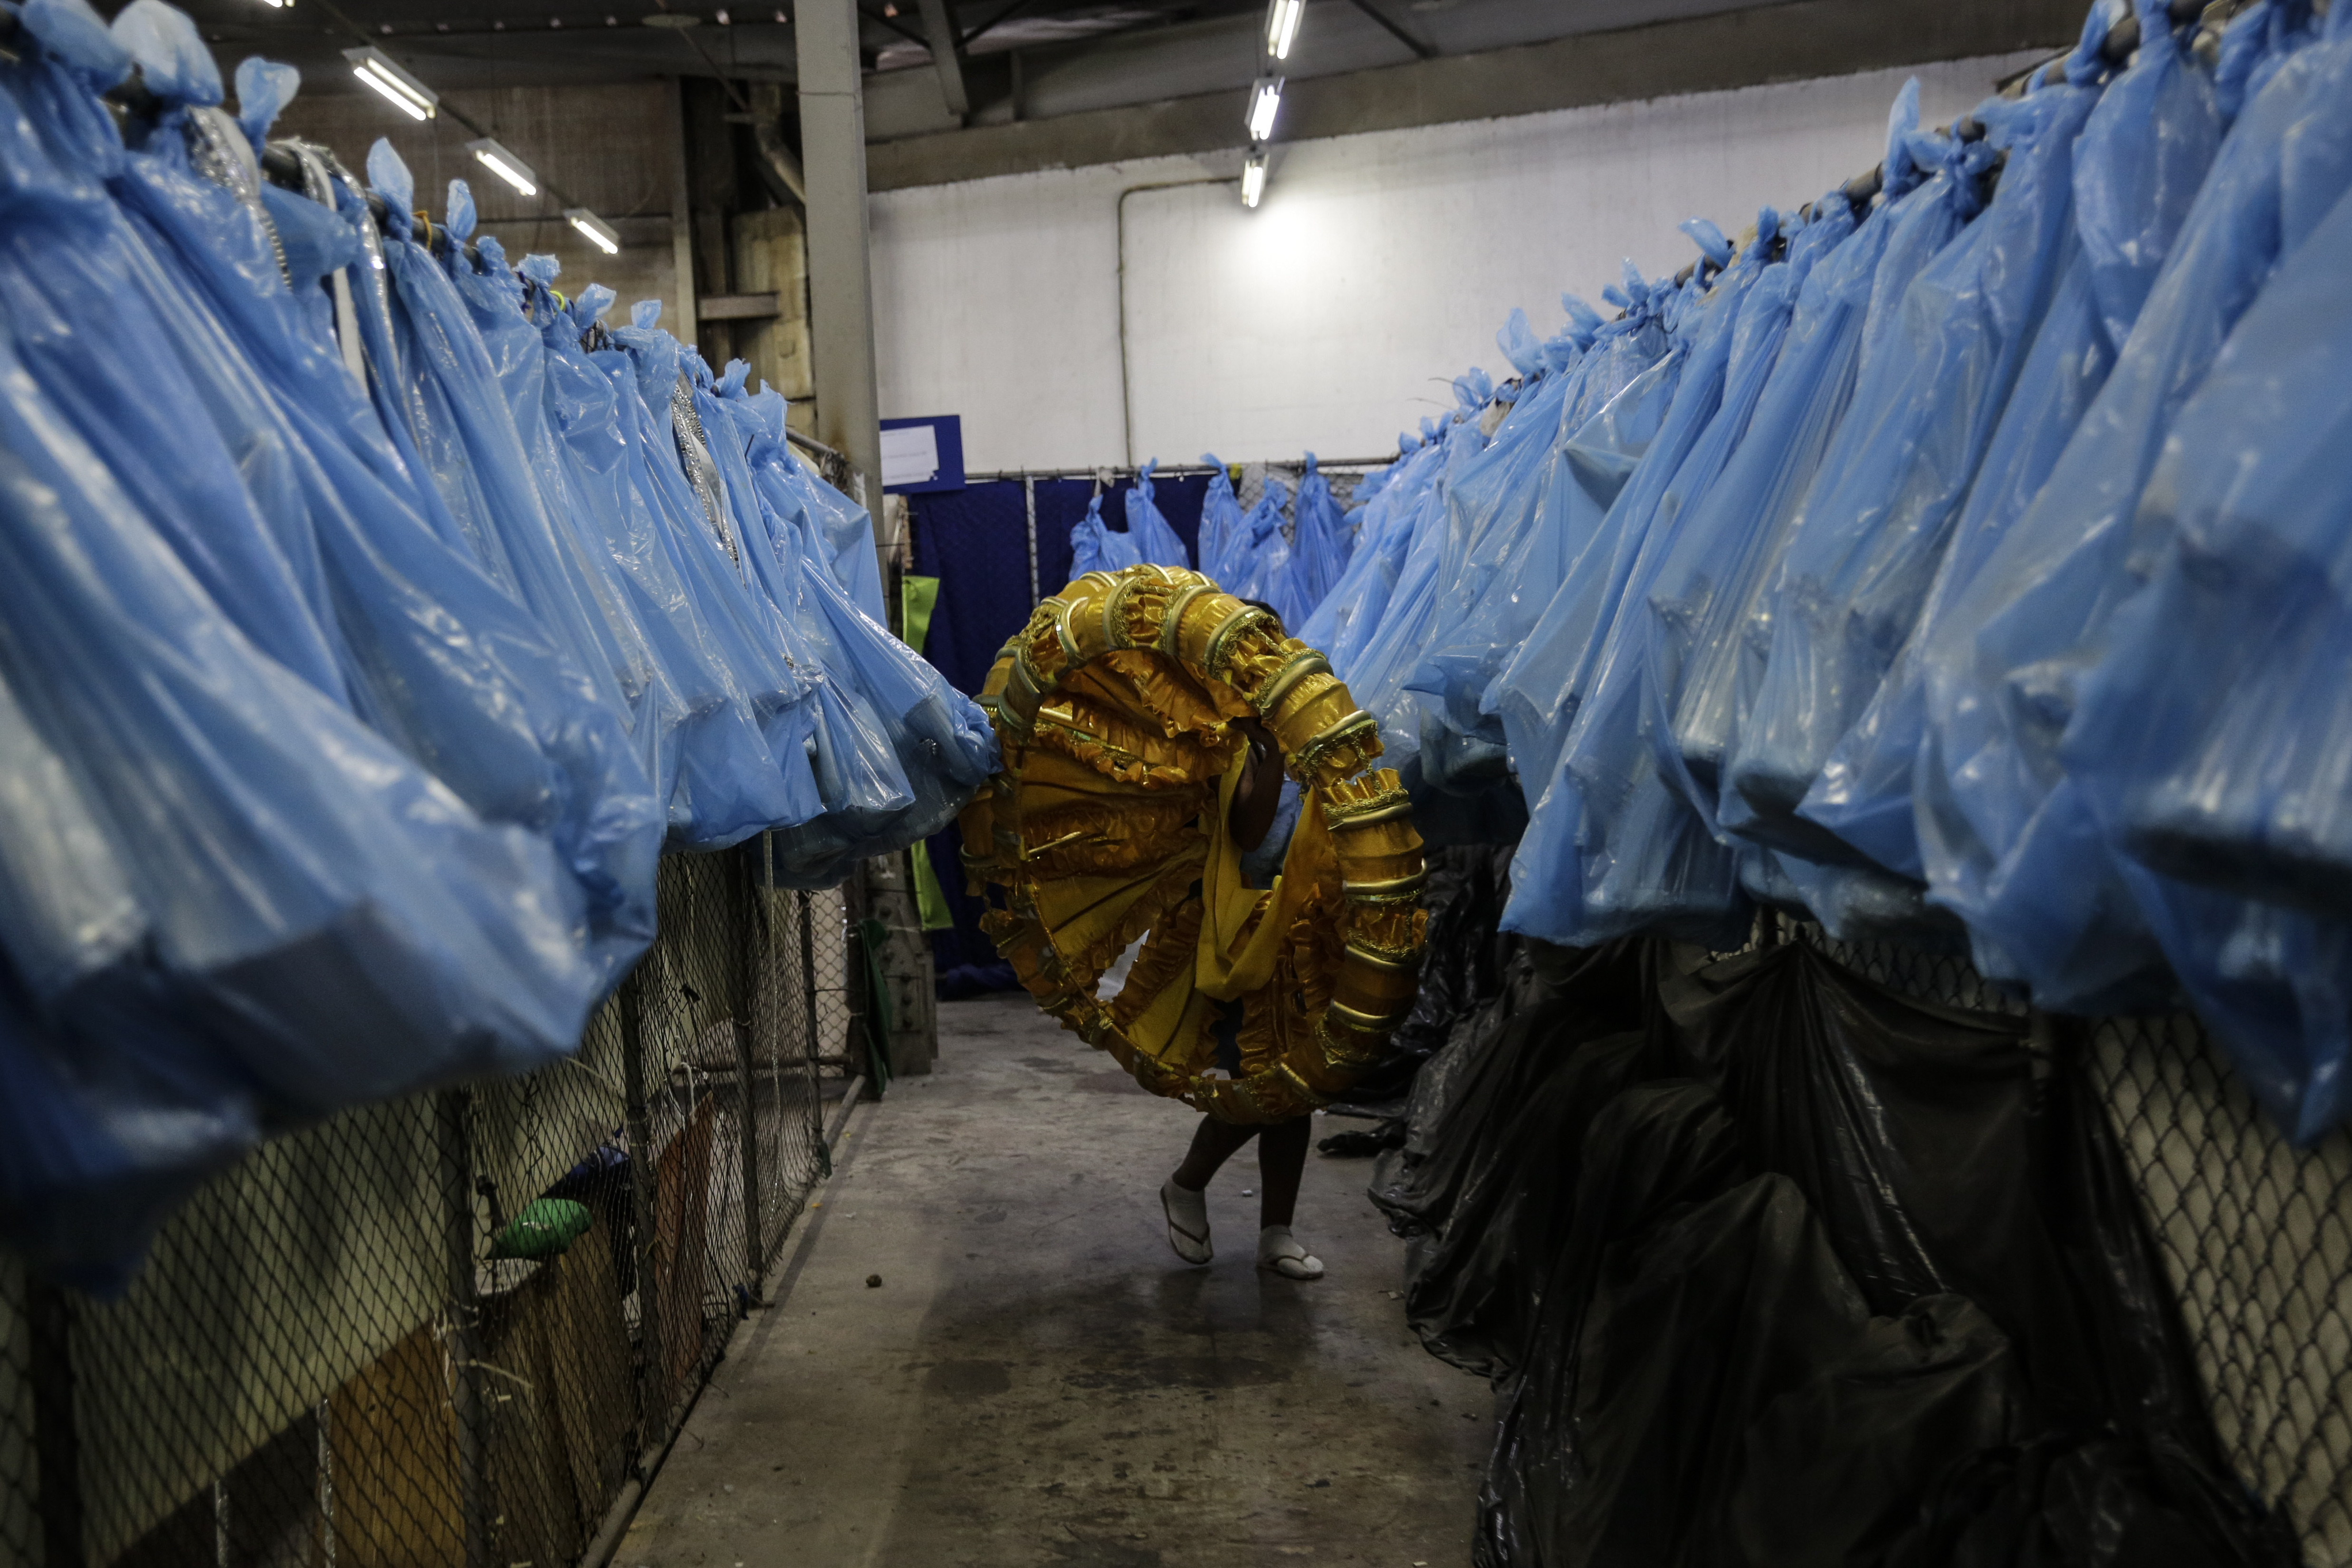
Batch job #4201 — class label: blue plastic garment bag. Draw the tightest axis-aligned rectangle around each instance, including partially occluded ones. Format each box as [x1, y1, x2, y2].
[1803, 2, 2218, 880]
[0, 288, 600, 1290]
[1491, 218, 1753, 794]
[1915, 1, 2344, 1013]
[1122, 459, 1191, 569]
[1503, 200, 1851, 948]
[518, 265, 811, 849]
[1196, 455, 1247, 591]
[2058, 180, 2352, 1139]
[1298, 441, 1434, 678]
[1405, 304, 1597, 736]
[1416, 311, 1596, 704]
[706, 364, 999, 883]
[1069, 491, 1142, 580]
[604, 318, 915, 869]
[1233, 476, 1303, 624]
[1660, 83, 1992, 831]
[1343, 399, 1493, 769]
[1727, 81, 2097, 855]
[713, 360, 998, 790]
[58, 19, 662, 981]
[363, 150, 671, 769]
[1455, 272, 1683, 749]
[0, 30, 343, 698]
[1284, 453, 1352, 618]
[600, 304, 898, 852]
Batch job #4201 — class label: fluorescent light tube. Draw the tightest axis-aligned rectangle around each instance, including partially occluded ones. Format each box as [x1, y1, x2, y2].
[1265, 0, 1304, 60]
[566, 208, 621, 255]
[1246, 76, 1282, 142]
[343, 48, 437, 121]
[1242, 151, 1267, 209]
[466, 137, 540, 197]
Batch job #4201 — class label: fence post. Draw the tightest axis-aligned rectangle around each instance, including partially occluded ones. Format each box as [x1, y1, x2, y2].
[619, 969, 665, 1448]
[26, 1278, 84, 1568]
[734, 844, 765, 1297]
[432, 1089, 491, 1568]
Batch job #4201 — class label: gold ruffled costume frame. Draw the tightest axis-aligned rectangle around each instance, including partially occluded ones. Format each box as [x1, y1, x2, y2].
[960, 565, 1427, 1124]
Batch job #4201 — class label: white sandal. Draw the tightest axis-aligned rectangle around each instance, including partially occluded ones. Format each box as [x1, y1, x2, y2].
[1161, 1178, 1212, 1265]
[1257, 1225, 1324, 1280]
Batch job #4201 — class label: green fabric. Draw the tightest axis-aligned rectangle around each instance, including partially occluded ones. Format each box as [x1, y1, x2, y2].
[911, 840, 954, 932]
[900, 573, 941, 655]
[488, 1198, 594, 1261]
[855, 916, 896, 1096]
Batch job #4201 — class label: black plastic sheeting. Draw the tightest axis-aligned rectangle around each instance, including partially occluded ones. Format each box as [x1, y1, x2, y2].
[1383, 937, 2296, 1567]
[1322, 843, 1523, 1140]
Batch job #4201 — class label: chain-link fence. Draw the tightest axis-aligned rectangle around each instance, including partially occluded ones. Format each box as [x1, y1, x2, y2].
[0, 835, 861, 1568]
[1781, 918, 2352, 1568]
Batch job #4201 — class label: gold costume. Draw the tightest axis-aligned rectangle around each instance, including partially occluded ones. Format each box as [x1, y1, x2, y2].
[959, 565, 1427, 1124]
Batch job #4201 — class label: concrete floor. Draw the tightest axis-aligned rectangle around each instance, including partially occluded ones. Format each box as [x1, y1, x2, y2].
[622, 992, 1491, 1568]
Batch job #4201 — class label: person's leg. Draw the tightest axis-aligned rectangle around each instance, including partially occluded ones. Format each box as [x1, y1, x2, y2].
[1253, 1115, 1309, 1228]
[1162, 1115, 1257, 1265]
[1255, 1116, 1323, 1280]
[1172, 1115, 1258, 1192]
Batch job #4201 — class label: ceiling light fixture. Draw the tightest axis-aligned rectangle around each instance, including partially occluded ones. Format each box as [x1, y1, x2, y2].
[255, 0, 290, 9]
[1264, 0, 1304, 60]
[1245, 76, 1282, 142]
[566, 208, 622, 255]
[1242, 149, 1268, 209]
[344, 47, 437, 120]
[466, 137, 541, 197]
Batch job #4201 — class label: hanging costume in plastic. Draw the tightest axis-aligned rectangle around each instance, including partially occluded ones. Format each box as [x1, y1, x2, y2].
[960, 566, 1427, 1124]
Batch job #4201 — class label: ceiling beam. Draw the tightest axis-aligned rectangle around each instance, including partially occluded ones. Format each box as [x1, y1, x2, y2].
[915, 0, 973, 117]
[1343, 0, 1435, 60]
[868, 0, 2084, 191]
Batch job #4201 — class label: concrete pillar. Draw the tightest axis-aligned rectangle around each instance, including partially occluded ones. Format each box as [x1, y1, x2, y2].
[793, 0, 884, 496]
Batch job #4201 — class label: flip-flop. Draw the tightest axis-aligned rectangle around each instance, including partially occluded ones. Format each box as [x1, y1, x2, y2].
[1257, 1225, 1323, 1281]
[1160, 1178, 1212, 1265]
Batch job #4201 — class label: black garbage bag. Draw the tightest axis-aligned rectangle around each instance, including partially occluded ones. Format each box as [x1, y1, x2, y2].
[1477, 1097, 2023, 1567]
[1885, 1432, 2295, 1568]
[1403, 1027, 1657, 1377]
[1468, 942, 2295, 1567]
[1315, 1120, 1405, 1157]
[1368, 938, 1653, 1240]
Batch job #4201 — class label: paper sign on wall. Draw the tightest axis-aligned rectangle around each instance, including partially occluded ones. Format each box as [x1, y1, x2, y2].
[880, 415, 966, 493]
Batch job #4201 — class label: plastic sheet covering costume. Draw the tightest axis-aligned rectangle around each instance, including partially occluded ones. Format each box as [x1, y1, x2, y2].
[1662, 82, 1990, 834]
[1727, 82, 2096, 861]
[1490, 220, 1742, 795]
[2061, 164, 2352, 1142]
[1504, 199, 1850, 948]
[1801, 0, 2218, 886]
[1415, 275, 1676, 778]
[960, 566, 1427, 1123]
[1196, 454, 1247, 590]
[1284, 453, 1353, 618]
[1070, 491, 1142, 579]
[1916, 0, 2347, 1019]
[1233, 476, 1304, 626]
[1123, 459, 1192, 569]
[1297, 438, 1432, 679]
[702, 358, 1000, 885]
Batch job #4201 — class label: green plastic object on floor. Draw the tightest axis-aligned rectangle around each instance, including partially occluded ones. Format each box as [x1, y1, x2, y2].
[488, 1197, 594, 1260]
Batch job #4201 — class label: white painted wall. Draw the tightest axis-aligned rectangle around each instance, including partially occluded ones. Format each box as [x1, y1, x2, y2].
[870, 52, 2044, 475]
